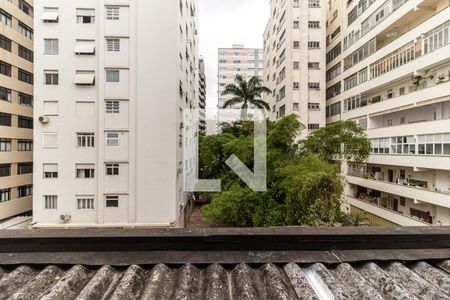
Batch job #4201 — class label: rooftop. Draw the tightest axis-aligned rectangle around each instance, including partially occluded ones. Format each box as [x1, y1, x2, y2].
[0, 227, 449, 299]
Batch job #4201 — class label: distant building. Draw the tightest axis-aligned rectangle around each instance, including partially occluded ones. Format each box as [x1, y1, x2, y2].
[0, 0, 34, 221]
[218, 45, 263, 108]
[327, 0, 450, 226]
[33, 0, 199, 228]
[263, 0, 327, 134]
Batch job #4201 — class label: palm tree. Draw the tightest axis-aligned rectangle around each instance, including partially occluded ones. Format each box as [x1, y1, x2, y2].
[221, 75, 271, 119]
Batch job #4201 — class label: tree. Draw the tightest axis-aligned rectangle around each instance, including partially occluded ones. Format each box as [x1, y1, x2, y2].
[221, 75, 271, 119]
[301, 121, 371, 164]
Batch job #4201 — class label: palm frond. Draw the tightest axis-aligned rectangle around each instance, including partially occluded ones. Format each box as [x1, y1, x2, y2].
[222, 97, 244, 108]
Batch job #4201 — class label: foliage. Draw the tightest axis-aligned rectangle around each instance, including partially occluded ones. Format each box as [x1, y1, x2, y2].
[221, 75, 271, 118]
[343, 213, 368, 227]
[301, 120, 371, 164]
[200, 115, 371, 227]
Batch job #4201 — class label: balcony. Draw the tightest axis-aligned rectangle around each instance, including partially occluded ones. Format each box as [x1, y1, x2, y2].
[346, 195, 430, 226]
[347, 172, 450, 209]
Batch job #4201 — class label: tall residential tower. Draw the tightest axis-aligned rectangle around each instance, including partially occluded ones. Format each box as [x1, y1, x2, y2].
[326, 0, 450, 225]
[263, 0, 326, 133]
[0, 0, 34, 221]
[33, 0, 199, 227]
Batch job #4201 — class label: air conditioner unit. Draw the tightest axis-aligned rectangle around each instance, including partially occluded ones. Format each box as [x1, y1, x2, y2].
[60, 214, 71, 222]
[39, 116, 50, 124]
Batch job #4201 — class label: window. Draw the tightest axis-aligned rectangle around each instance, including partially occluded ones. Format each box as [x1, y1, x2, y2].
[293, 41, 300, 49]
[293, 21, 299, 28]
[293, 62, 299, 70]
[18, 162, 33, 175]
[18, 139, 33, 151]
[74, 40, 95, 55]
[77, 196, 94, 210]
[18, 22, 33, 39]
[106, 70, 120, 82]
[399, 87, 406, 96]
[0, 35, 11, 52]
[0, 61, 11, 77]
[0, 113, 11, 127]
[17, 185, 32, 198]
[43, 133, 59, 149]
[293, 103, 299, 111]
[326, 63, 341, 82]
[308, 41, 320, 49]
[18, 69, 33, 84]
[43, 164, 58, 178]
[0, 10, 12, 27]
[44, 195, 57, 210]
[105, 195, 119, 208]
[74, 71, 95, 86]
[0, 139, 11, 152]
[42, 7, 59, 23]
[279, 105, 286, 118]
[308, 82, 320, 89]
[19, 0, 33, 17]
[344, 73, 358, 91]
[326, 102, 341, 117]
[18, 116, 33, 129]
[308, 103, 320, 110]
[77, 133, 95, 148]
[344, 39, 376, 71]
[18, 46, 33, 62]
[326, 43, 341, 64]
[105, 101, 120, 113]
[44, 70, 59, 85]
[76, 164, 95, 179]
[308, 21, 320, 28]
[106, 39, 120, 52]
[308, 62, 320, 70]
[77, 9, 95, 24]
[308, 124, 320, 130]
[106, 164, 119, 175]
[106, 7, 120, 20]
[44, 39, 59, 55]
[0, 87, 11, 102]
[293, 82, 299, 90]
[0, 164, 11, 177]
[43, 101, 58, 116]
[106, 132, 119, 146]
[309, 0, 320, 7]
[0, 189, 11, 203]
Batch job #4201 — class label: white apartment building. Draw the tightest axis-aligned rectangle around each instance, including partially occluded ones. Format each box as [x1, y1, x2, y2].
[33, 0, 199, 228]
[263, 0, 326, 132]
[326, 0, 450, 226]
[218, 45, 263, 108]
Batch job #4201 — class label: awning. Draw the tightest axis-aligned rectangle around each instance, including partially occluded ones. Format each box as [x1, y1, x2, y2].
[41, 12, 59, 22]
[74, 41, 96, 54]
[74, 73, 95, 85]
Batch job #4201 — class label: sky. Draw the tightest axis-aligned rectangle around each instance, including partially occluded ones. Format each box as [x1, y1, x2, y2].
[198, 0, 270, 109]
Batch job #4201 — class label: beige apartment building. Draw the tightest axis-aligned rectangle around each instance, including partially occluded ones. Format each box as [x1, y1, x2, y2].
[263, 0, 326, 132]
[326, 0, 450, 225]
[218, 44, 263, 108]
[0, 0, 33, 221]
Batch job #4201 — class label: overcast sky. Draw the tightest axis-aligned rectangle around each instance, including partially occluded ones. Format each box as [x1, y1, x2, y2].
[198, 0, 270, 109]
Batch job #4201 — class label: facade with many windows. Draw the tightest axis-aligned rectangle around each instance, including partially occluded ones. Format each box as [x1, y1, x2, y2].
[0, 0, 34, 221]
[263, 0, 326, 134]
[326, 0, 450, 226]
[33, 0, 199, 227]
[217, 45, 263, 108]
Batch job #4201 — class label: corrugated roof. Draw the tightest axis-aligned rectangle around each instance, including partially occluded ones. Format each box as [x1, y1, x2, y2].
[0, 261, 449, 300]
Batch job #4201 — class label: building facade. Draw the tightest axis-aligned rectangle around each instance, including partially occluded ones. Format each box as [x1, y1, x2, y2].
[218, 45, 263, 108]
[198, 57, 206, 134]
[263, 0, 326, 133]
[326, 0, 450, 225]
[0, 0, 34, 221]
[33, 0, 199, 227]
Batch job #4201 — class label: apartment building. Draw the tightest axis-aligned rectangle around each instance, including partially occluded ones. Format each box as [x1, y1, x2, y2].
[263, 0, 326, 132]
[0, 0, 34, 221]
[199, 57, 206, 134]
[218, 45, 263, 108]
[33, 0, 199, 227]
[326, 0, 450, 226]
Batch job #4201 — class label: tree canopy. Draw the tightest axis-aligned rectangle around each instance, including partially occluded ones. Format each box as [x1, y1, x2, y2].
[199, 115, 370, 227]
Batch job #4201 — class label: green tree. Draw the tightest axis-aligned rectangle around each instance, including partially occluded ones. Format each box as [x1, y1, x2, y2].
[301, 120, 371, 164]
[221, 75, 271, 119]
